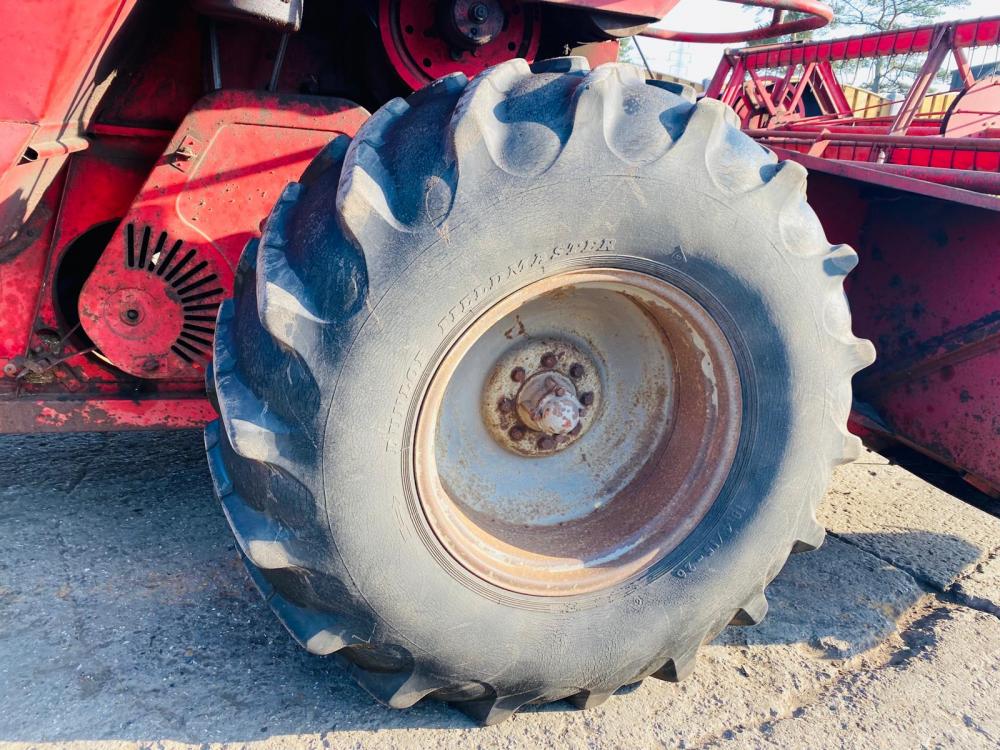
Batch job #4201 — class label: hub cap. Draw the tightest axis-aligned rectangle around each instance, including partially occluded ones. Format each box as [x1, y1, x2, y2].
[414, 269, 742, 596]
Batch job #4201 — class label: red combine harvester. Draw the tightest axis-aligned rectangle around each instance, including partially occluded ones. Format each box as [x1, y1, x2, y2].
[0, 0, 994, 723]
[701, 16, 1000, 497]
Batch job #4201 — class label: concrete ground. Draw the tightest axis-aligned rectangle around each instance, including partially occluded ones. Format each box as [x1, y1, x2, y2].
[0, 431, 997, 750]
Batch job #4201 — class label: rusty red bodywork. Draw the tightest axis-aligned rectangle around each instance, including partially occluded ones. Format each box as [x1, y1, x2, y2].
[0, 1, 997, 496]
[708, 18, 1000, 496]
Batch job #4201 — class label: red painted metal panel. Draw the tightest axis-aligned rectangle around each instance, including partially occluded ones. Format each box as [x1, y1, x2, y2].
[77, 90, 369, 380]
[0, 1, 137, 126]
[0, 397, 216, 433]
[801, 167, 1000, 495]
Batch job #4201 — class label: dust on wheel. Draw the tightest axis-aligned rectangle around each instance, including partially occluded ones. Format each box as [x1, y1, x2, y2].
[206, 58, 875, 724]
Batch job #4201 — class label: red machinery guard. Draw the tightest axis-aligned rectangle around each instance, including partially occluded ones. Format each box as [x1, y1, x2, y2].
[78, 90, 369, 380]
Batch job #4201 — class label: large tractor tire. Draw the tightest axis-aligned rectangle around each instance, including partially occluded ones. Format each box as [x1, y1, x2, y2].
[205, 58, 874, 723]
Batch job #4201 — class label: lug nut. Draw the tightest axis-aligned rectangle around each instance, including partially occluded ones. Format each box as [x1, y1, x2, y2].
[569, 363, 585, 379]
[537, 436, 556, 450]
[509, 425, 526, 441]
[510, 367, 526, 382]
[541, 352, 557, 368]
[498, 397, 515, 414]
[580, 391, 595, 406]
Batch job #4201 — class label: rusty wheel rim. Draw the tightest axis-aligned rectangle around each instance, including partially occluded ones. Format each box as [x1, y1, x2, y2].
[414, 269, 742, 596]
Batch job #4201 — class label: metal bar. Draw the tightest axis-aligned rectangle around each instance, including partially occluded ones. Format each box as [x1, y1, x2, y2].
[20, 136, 89, 161]
[747, 128, 1000, 151]
[632, 36, 654, 79]
[268, 32, 290, 92]
[814, 60, 852, 115]
[785, 62, 817, 113]
[640, 0, 832, 45]
[772, 62, 797, 107]
[953, 47, 975, 88]
[770, 147, 1000, 210]
[208, 20, 222, 91]
[721, 60, 746, 108]
[705, 55, 734, 100]
[731, 16, 1000, 70]
[747, 68, 778, 115]
[840, 162, 1000, 193]
[888, 27, 952, 136]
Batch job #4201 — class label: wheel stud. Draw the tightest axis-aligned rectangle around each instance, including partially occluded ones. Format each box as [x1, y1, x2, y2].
[509, 424, 526, 440]
[569, 363, 584, 378]
[510, 367, 526, 382]
[537, 436, 556, 450]
[580, 391, 595, 406]
[541, 352, 557, 368]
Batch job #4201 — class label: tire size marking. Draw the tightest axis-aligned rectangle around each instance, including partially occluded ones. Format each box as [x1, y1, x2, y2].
[673, 500, 750, 578]
[386, 352, 425, 453]
[435, 238, 617, 335]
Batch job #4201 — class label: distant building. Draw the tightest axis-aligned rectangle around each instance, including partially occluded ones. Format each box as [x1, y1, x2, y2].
[951, 62, 1000, 89]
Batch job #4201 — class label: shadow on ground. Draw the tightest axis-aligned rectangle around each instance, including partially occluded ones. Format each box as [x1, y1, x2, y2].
[0, 430, 984, 743]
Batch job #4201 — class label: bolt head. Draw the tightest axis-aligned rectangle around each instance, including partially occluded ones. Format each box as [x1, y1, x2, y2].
[569, 363, 585, 378]
[509, 425, 526, 441]
[469, 3, 489, 22]
[580, 391, 595, 407]
[541, 352, 557, 368]
[510, 367, 526, 383]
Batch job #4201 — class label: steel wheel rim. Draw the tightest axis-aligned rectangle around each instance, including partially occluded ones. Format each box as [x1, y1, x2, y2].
[414, 269, 742, 596]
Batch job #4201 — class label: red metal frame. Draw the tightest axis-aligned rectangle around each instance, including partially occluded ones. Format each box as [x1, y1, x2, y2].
[710, 17, 1000, 193]
[708, 19, 1000, 495]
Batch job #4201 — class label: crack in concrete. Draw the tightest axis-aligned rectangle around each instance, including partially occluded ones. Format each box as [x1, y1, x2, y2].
[827, 531, 1000, 621]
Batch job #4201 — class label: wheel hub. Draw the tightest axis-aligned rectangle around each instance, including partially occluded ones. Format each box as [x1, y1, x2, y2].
[482, 339, 600, 456]
[378, 0, 541, 91]
[441, 0, 505, 49]
[414, 269, 742, 596]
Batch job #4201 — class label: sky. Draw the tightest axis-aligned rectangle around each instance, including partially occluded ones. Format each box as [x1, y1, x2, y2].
[634, 0, 1000, 83]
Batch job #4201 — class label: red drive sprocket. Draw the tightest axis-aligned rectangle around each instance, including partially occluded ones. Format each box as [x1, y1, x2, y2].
[380, 0, 541, 90]
[78, 91, 369, 380]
